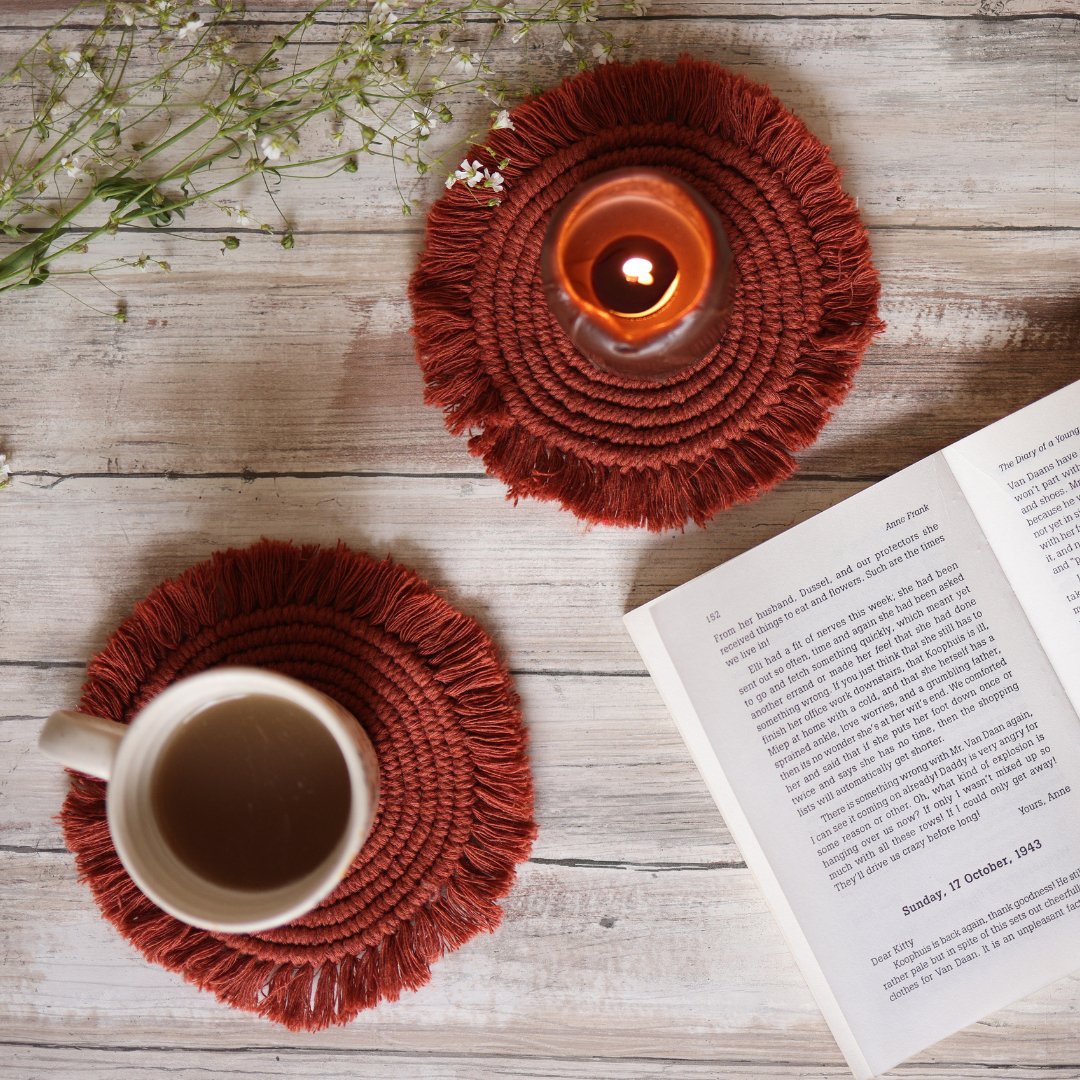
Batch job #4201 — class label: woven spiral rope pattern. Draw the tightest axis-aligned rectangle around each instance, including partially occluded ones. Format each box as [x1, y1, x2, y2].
[60, 539, 535, 1031]
[410, 58, 884, 531]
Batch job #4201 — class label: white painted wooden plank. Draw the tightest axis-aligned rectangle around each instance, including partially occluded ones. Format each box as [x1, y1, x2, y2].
[3, 0, 1080, 21]
[0, 20, 1077, 231]
[0, 474, 863, 670]
[0, 668, 738, 863]
[4, 0, 1080, 19]
[2, 229, 1078, 479]
[0, 849, 828, 1059]
[2, 847, 1080, 1066]
[4, 1046, 1079, 1080]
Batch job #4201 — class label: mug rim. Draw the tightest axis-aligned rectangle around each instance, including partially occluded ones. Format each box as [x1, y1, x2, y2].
[106, 666, 379, 934]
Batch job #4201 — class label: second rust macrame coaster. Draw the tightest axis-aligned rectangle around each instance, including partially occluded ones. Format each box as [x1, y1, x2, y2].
[410, 58, 884, 531]
[59, 539, 535, 1031]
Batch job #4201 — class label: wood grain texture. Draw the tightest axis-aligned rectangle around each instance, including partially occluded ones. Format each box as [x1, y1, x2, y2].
[2, 4, 1079, 1078]
[7, 1052, 1080, 1080]
[1, 18, 1078, 233]
[4, 845, 1080, 1069]
[0, 474, 865, 670]
[2, 229, 1079, 479]
[0, 667, 739, 865]
[3, 2, 1080, 23]
[0, 850, 818, 1055]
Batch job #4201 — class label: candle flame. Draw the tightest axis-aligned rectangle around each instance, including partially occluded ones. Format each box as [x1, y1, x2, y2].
[621, 256, 654, 287]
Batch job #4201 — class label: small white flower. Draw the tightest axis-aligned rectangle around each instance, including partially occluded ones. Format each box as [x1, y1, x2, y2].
[116, 3, 137, 25]
[223, 203, 251, 225]
[444, 173, 457, 189]
[452, 158, 484, 188]
[482, 168, 504, 194]
[511, 27, 528, 44]
[627, 0, 650, 12]
[59, 47, 95, 78]
[176, 12, 203, 39]
[0, 453, 10, 488]
[258, 133, 297, 161]
[59, 154, 83, 178]
[205, 33, 234, 70]
[430, 76, 447, 91]
[591, 41, 614, 63]
[422, 26, 449, 53]
[577, 0, 598, 21]
[492, 109, 514, 131]
[561, 33, 577, 53]
[454, 52, 479, 77]
[412, 107, 437, 137]
[370, 0, 398, 25]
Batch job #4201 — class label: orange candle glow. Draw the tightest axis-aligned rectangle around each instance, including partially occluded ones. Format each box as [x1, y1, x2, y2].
[541, 167, 735, 379]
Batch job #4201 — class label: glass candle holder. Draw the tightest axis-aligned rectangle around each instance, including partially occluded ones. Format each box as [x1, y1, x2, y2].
[540, 167, 736, 380]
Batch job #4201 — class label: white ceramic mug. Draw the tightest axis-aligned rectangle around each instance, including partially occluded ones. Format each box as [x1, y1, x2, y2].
[39, 667, 380, 934]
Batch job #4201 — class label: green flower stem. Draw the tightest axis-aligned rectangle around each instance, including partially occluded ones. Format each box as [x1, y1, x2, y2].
[0, 186, 98, 286]
[5, 169, 241, 280]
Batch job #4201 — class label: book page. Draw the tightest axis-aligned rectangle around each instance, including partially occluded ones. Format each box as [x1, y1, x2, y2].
[626, 453, 1080, 1079]
[945, 380, 1080, 713]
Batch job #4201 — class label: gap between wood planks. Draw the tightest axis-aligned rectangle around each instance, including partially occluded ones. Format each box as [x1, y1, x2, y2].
[0, 1041, 857, 1067]
[2, 11, 1080, 30]
[0, 846, 748, 876]
[2, 1039, 1080, 1075]
[7, 224, 1080, 239]
[0, 844, 745, 870]
[11, 468, 886, 486]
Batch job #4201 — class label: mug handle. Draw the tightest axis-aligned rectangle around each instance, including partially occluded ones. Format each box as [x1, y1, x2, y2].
[39, 710, 125, 780]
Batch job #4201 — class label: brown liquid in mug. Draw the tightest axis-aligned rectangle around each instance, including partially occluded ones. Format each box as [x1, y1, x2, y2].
[151, 695, 352, 891]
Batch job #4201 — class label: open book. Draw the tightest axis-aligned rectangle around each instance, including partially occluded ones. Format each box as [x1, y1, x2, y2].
[625, 380, 1080, 1079]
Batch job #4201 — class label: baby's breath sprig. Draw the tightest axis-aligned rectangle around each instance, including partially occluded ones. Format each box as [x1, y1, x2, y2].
[0, 0, 639, 315]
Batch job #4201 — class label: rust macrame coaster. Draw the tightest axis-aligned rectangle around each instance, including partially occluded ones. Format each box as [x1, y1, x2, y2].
[59, 539, 535, 1031]
[410, 58, 885, 531]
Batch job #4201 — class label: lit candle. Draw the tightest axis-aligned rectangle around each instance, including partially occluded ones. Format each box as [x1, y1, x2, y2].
[541, 167, 735, 379]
